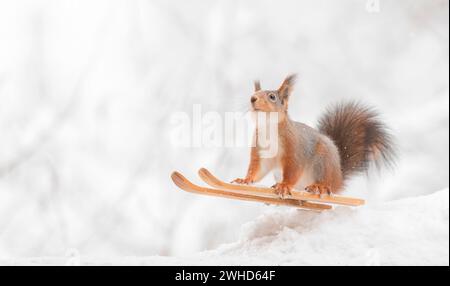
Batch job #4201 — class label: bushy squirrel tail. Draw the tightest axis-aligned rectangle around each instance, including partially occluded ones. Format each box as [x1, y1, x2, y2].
[317, 101, 396, 181]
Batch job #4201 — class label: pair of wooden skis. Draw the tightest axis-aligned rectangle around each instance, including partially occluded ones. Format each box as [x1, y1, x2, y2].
[171, 168, 365, 211]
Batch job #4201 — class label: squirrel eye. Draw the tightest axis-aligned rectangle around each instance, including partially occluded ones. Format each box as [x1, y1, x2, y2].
[269, 93, 277, 102]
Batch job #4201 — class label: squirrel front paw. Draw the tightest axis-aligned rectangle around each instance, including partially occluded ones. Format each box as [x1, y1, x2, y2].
[231, 177, 253, 185]
[272, 182, 293, 198]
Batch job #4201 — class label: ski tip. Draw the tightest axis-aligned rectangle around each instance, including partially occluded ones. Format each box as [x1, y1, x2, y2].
[171, 171, 180, 180]
[198, 167, 209, 176]
[198, 168, 209, 180]
[171, 171, 195, 193]
[171, 171, 185, 186]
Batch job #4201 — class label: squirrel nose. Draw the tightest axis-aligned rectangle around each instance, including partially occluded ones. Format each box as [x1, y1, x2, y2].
[251, 96, 257, 103]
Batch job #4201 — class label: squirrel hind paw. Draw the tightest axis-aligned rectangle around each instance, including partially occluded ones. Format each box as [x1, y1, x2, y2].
[272, 183, 293, 199]
[305, 184, 331, 197]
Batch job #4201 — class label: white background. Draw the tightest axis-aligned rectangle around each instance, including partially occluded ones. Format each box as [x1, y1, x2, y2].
[0, 0, 448, 261]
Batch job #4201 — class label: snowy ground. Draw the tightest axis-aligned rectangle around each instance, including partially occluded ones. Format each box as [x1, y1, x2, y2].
[0, 0, 448, 265]
[2, 188, 448, 266]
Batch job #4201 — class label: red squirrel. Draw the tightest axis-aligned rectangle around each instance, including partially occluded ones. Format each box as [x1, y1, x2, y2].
[233, 74, 396, 198]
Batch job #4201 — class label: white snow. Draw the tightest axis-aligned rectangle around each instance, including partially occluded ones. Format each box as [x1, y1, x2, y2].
[2, 188, 448, 266]
[203, 189, 449, 266]
[0, 0, 448, 265]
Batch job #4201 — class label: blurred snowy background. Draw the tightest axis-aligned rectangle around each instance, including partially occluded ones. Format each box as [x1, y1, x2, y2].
[0, 0, 448, 260]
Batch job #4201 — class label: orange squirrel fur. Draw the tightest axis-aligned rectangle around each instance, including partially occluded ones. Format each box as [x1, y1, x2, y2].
[233, 74, 396, 197]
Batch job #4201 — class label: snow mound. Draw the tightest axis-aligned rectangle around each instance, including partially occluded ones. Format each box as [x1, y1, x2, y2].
[198, 189, 449, 266]
[1, 189, 448, 265]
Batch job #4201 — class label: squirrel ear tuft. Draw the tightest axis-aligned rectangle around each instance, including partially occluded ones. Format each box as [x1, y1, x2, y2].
[278, 74, 297, 99]
[254, 80, 261, 92]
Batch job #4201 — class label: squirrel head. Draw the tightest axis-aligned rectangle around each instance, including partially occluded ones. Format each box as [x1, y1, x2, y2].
[250, 74, 297, 119]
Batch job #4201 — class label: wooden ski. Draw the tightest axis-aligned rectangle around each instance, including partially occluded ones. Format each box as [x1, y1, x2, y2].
[171, 171, 332, 211]
[198, 168, 365, 207]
